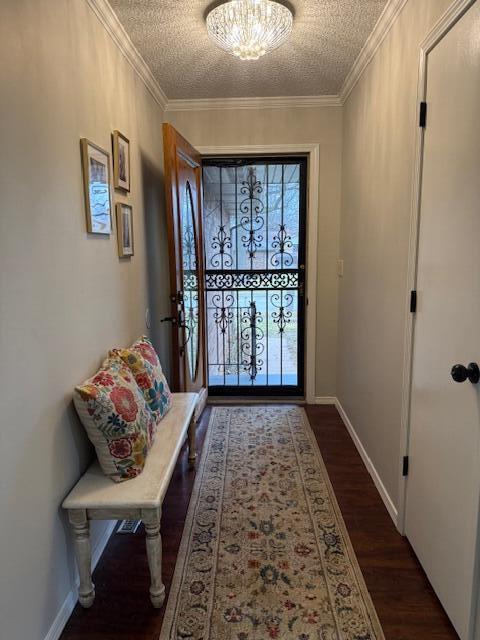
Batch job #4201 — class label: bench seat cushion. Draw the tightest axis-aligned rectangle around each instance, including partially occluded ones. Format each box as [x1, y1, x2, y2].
[74, 356, 157, 482]
[63, 393, 197, 511]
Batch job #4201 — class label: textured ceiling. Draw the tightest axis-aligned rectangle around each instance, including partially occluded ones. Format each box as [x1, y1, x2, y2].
[109, 0, 388, 99]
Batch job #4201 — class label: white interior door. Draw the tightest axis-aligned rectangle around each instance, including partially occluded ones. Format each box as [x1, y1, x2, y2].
[406, 3, 480, 638]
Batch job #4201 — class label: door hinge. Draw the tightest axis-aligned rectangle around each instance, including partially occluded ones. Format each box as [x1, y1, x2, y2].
[402, 455, 409, 477]
[410, 290, 417, 313]
[419, 101, 427, 128]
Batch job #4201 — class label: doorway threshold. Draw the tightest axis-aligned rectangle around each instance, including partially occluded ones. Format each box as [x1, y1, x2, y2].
[207, 396, 306, 405]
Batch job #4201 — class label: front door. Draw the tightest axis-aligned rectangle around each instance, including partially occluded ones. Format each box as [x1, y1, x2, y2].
[163, 124, 207, 407]
[406, 3, 480, 638]
[202, 157, 307, 396]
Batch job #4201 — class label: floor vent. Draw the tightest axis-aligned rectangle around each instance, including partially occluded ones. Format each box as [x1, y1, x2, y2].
[117, 520, 141, 534]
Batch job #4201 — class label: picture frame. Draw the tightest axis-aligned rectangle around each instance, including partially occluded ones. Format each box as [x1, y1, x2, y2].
[112, 130, 130, 192]
[80, 138, 112, 235]
[116, 203, 134, 257]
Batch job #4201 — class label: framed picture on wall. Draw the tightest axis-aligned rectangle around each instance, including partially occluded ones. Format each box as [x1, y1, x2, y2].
[80, 138, 112, 235]
[116, 203, 134, 257]
[112, 130, 130, 192]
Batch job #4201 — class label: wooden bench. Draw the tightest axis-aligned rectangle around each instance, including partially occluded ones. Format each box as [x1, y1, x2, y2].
[62, 392, 198, 608]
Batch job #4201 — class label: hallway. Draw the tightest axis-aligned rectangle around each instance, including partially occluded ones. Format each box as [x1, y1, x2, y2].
[60, 406, 457, 640]
[2, 1, 479, 637]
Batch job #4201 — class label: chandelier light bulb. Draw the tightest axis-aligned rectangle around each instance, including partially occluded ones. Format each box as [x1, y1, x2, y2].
[206, 0, 293, 61]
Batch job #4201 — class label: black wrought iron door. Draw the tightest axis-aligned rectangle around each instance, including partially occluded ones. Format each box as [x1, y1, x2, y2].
[203, 157, 307, 396]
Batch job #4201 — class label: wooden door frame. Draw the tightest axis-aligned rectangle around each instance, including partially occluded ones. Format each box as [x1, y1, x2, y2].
[398, 0, 477, 535]
[197, 143, 320, 405]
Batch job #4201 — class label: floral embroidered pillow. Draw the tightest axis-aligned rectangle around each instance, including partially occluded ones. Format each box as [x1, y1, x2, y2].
[111, 336, 172, 421]
[73, 356, 157, 482]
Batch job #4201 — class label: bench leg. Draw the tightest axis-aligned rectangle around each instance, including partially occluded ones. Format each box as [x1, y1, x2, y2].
[188, 418, 197, 468]
[69, 510, 95, 608]
[142, 509, 165, 608]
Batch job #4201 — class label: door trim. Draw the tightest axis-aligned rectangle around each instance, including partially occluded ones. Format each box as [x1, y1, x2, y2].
[398, 0, 477, 535]
[197, 144, 320, 404]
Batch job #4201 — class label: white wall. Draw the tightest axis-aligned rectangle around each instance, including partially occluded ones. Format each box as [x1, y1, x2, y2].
[337, 0, 453, 510]
[0, 1, 168, 638]
[167, 107, 343, 398]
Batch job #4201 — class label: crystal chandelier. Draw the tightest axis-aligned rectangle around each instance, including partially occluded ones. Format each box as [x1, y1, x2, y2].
[206, 0, 293, 61]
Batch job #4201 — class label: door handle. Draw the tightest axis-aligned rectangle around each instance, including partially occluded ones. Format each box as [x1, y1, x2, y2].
[179, 324, 191, 350]
[451, 362, 480, 384]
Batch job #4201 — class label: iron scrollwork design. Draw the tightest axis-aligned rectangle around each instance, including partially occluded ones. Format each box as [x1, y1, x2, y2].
[210, 224, 233, 268]
[182, 225, 196, 271]
[271, 292, 293, 333]
[203, 161, 304, 387]
[241, 301, 264, 380]
[240, 167, 265, 262]
[211, 292, 235, 335]
[271, 223, 294, 267]
[205, 270, 298, 291]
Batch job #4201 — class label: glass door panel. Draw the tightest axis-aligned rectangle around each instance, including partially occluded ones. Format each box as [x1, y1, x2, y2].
[181, 181, 199, 382]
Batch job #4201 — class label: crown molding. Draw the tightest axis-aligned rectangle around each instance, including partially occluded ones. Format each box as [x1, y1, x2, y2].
[86, 0, 168, 111]
[340, 0, 409, 103]
[420, 0, 474, 52]
[166, 94, 342, 112]
[87, 0, 408, 113]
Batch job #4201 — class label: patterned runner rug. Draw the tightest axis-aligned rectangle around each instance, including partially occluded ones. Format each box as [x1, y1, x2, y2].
[160, 406, 384, 640]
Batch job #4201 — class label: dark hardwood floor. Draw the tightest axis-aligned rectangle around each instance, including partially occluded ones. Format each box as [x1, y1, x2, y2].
[60, 404, 458, 640]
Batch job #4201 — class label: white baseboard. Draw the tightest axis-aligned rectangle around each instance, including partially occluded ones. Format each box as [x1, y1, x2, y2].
[44, 589, 78, 640]
[334, 399, 398, 527]
[313, 396, 337, 405]
[44, 520, 116, 640]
